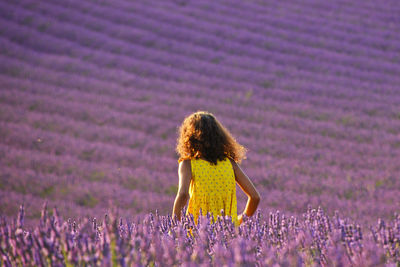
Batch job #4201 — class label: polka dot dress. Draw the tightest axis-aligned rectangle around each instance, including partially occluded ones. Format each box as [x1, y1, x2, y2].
[186, 157, 238, 226]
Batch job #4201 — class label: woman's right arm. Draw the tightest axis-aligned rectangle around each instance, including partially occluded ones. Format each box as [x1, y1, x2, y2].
[230, 159, 261, 224]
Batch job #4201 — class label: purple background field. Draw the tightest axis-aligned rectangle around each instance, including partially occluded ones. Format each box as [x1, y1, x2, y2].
[1, 0, 400, 227]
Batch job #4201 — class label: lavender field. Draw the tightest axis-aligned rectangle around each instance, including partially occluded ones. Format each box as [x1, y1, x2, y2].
[0, 0, 400, 264]
[1, 204, 399, 266]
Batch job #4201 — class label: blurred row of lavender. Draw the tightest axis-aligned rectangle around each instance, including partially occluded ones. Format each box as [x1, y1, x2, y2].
[1, 0, 400, 227]
[1, 204, 399, 266]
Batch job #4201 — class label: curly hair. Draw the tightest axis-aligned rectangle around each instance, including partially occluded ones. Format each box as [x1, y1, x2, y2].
[176, 111, 247, 165]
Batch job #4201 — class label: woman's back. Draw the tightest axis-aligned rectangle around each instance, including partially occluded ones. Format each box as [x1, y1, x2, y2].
[187, 157, 238, 225]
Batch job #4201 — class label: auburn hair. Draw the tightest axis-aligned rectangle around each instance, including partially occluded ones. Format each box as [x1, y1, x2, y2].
[176, 111, 247, 165]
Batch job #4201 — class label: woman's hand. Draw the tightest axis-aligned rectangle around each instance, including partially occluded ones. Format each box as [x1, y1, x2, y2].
[237, 214, 243, 225]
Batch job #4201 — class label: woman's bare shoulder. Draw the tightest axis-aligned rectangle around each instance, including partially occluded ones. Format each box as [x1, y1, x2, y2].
[178, 159, 192, 172]
[228, 157, 239, 170]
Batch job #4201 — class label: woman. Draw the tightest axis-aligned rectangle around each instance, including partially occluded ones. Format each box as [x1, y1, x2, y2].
[172, 111, 260, 226]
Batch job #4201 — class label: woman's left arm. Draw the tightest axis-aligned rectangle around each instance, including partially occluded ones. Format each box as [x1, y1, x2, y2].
[172, 160, 192, 220]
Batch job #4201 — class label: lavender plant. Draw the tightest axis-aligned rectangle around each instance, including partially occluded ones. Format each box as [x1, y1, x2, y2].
[1, 204, 399, 266]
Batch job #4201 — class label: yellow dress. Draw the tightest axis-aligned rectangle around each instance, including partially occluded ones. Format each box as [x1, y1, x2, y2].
[186, 157, 238, 226]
